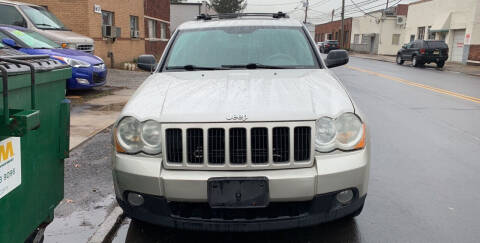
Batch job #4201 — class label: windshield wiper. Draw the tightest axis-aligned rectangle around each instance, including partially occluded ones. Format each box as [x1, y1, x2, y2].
[36, 23, 54, 27]
[166, 65, 228, 71]
[222, 63, 288, 69]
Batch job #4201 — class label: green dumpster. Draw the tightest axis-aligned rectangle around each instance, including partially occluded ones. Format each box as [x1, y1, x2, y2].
[0, 54, 71, 243]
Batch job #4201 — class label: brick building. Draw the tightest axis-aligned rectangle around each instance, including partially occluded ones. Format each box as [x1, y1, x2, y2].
[314, 18, 352, 49]
[21, 0, 170, 67]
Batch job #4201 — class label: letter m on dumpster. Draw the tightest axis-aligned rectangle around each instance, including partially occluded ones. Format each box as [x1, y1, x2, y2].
[0, 137, 21, 199]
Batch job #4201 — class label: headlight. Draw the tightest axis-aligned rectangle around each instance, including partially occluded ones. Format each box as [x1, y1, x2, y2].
[66, 43, 77, 49]
[315, 112, 365, 152]
[116, 117, 142, 153]
[335, 113, 364, 149]
[141, 120, 162, 154]
[115, 117, 162, 155]
[52, 56, 91, 68]
[315, 117, 336, 152]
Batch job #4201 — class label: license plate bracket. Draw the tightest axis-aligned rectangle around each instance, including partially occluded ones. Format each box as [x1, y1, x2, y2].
[208, 177, 269, 208]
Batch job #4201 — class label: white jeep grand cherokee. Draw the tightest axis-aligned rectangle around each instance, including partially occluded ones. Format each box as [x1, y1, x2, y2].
[112, 12, 369, 232]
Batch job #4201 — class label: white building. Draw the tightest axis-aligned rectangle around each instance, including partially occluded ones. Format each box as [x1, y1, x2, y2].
[404, 0, 480, 64]
[350, 5, 408, 55]
[170, 1, 216, 32]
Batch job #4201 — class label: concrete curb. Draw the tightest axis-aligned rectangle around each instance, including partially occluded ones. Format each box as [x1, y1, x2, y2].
[87, 206, 124, 243]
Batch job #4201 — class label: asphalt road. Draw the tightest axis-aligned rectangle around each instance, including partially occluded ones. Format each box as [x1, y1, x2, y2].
[108, 57, 480, 243]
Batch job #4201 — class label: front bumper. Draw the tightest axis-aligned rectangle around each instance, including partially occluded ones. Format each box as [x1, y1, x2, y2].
[67, 66, 107, 90]
[113, 147, 369, 230]
[118, 191, 366, 232]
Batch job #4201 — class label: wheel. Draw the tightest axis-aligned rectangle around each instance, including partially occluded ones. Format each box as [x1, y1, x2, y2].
[412, 56, 420, 67]
[437, 61, 445, 68]
[396, 54, 404, 65]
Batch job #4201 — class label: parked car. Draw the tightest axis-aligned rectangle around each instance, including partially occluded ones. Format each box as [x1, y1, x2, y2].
[113, 13, 369, 232]
[320, 40, 339, 53]
[0, 1, 94, 53]
[396, 40, 449, 68]
[0, 25, 107, 90]
[317, 41, 323, 51]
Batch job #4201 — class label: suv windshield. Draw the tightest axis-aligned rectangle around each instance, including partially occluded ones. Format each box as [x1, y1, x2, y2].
[19, 5, 67, 30]
[6, 29, 60, 49]
[165, 26, 319, 70]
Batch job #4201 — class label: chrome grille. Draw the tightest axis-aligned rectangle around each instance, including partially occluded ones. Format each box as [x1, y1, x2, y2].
[163, 122, 314, 170]
[77, 44, 94, 52]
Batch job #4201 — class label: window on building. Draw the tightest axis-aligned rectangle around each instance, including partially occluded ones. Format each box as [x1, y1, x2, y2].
[130, 16, 139, 38]
[102, 11, 114, 26]
[354, 34, 360, 44]
[160, 22, 167, 40]
[148, 19, 156, 39]
[417, 27, 425, 40]
[392, 34, 400, 45]
[0, 4, 27, 27]
[410, 34, 415, 42]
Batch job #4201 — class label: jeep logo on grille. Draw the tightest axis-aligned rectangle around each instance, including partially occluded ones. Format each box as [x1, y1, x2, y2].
[226, 114, 248, 121]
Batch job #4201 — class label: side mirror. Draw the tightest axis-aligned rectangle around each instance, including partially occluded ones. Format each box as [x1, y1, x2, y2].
[2, 38, 18, 48]
[137, 55, 157, 72]
[324, 49, 349, 68]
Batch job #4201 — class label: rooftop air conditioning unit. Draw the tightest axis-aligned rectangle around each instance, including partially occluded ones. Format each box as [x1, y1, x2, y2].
[397, 16, 406, 25]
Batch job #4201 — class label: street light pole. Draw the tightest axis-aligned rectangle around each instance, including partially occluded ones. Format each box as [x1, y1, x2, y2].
[340, 0, 345, 48]
[304, 0, 309, 24]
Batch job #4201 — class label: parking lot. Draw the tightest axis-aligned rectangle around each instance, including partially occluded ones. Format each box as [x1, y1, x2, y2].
[46, 56, 480, 243]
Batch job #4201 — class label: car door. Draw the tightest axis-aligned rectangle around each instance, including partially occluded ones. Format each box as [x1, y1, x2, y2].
[402, 42, 412, 60]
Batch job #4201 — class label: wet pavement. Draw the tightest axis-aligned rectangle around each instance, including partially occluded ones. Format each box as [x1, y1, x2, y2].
[105, 57, 480, 242]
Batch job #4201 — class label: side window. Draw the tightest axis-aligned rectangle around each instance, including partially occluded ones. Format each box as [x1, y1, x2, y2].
[0, 5, 27, 27]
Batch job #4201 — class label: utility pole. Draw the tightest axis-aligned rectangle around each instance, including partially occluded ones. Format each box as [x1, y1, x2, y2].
[331, 9, 334, 22]
[303, 0, 309, 24]
[386, 0, 389, 9]
[340, 0, 345, 48]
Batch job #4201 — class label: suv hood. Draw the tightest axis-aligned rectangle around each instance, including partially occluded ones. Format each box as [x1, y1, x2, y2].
[121, 69, 354, 123]
[36, 29, 94, 45]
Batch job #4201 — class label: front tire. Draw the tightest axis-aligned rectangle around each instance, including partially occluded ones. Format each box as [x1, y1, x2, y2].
[396, 54, 404, 65]
[412, 56, 420, 67]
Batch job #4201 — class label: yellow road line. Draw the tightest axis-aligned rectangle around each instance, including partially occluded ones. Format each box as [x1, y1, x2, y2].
[346, 65, 480, 104]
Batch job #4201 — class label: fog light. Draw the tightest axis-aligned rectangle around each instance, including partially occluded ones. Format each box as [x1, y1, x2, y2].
[336, 189, 354, 205]
[76, 78, 90, 85]
[127, 192, 144, 206]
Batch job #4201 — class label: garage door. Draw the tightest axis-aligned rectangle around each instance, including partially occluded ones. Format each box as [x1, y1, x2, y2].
[452, 29, 465, 62]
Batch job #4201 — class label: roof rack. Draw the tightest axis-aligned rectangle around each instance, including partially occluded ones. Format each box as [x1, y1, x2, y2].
[196, 12, 289, 21]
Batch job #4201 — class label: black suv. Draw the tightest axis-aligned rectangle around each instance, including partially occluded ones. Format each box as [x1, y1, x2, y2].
[396, 40, 449, 68]
[320, 40, 339, 53]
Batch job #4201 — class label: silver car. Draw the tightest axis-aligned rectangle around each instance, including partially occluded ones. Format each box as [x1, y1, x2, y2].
[112, 13, 369, 232]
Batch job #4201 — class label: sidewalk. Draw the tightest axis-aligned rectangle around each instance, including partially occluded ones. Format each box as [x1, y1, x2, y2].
[349, 52, 480, 77]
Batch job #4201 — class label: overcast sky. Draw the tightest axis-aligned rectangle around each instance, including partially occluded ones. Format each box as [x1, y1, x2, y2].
[195, 0, 419, 24]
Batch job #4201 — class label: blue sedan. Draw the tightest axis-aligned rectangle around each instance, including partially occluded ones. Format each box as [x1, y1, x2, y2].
[0, 25, 107, 90]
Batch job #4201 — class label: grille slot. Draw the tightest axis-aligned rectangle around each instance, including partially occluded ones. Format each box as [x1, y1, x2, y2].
[229, 128, 247, 164]
[294, 127, 311, 161]
[165, 129, 183, 163]
[273, 127, 289, 162]
[187, 129, 204, 164]
[251, 128, 268, 164]
[208, 128, 225, 164]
